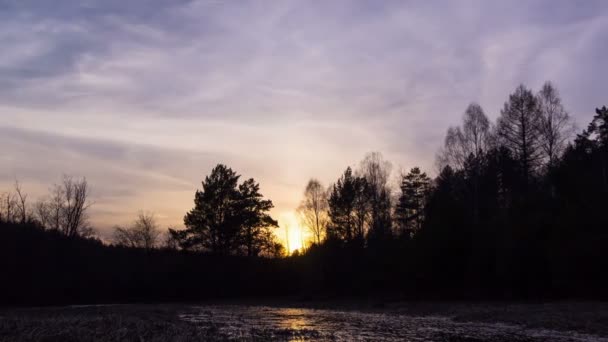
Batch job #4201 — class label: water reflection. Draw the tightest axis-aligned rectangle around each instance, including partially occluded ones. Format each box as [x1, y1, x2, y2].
[274, 308, 312, 331]
[179, 305, 606, 341]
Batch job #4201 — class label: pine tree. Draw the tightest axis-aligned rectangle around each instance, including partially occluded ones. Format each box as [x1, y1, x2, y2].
[238, 178, 278, 256]
[396, 167, 431, 237]
[328, 167, 356, 242]
[172, 164, 279, 255]
[327, 167, 369, 244]
[577, 106, 608, 191]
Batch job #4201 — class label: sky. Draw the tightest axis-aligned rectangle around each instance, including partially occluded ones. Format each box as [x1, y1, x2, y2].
[1, 0, 607, 242]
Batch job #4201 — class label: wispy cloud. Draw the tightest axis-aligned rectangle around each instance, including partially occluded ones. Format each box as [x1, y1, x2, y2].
[1, 0, 607, 235]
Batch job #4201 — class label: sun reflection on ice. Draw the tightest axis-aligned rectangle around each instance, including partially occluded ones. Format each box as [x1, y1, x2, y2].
[276, 308, 313, 331]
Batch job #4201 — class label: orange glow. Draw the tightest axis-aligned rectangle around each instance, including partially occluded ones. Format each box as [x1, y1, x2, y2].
[278, 211, 309, 255]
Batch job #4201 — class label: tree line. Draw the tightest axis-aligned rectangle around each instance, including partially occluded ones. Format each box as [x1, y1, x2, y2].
[290, 81, 607, 297]
[0, 170, 289, 305]
[1, 80, 607, 302]
[1, 166, 284, 257]
[1, 176, 93, 237]
[296, 81, 580, 247]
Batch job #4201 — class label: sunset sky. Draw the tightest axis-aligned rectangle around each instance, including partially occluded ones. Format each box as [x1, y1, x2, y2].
[1, 0, 607, 243]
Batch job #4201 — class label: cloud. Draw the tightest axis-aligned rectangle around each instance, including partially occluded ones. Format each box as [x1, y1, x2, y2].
[0, 125, 212, 231]
[1, 0, 608, 235]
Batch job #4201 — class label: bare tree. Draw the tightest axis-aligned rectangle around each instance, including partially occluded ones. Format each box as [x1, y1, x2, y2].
[437, 103, 492, 224]
[497, 84, 544, 184]
[163, 228, 180, 250]
[47, 183, 65, 231]
[359, 152, 392, 196]
[437, 127, 467, 170]
[537, 81, 575, 167]
[0, 191, 17, 223]
[438, 103, 491, 170]
[134, 211, 160, 250]
[34, 199, 52, 228]
[0, 192, 5, 223]
[58, 176, 93, 237]
[463, 103, 492, 158]
[358, 152, 393, 242]
[2, 176, 92, 234]
[112, 211, 161, 250]
[112, 226, 140, 248]
[297, 179, 328, 245]
[33, 184, 66, 230]
[14, 180, 28, 224]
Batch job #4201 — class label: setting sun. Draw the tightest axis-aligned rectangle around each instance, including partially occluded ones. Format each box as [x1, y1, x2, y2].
[278, 211, 309, 255]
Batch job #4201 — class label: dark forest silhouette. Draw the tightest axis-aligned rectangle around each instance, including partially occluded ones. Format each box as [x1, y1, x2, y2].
[1, 82, 607, 305]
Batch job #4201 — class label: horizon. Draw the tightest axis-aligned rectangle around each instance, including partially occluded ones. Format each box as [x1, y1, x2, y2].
[1, 0, 608, 244]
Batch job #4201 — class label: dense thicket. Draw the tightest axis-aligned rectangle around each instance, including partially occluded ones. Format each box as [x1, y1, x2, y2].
[0, 222, 296, 306]
[1, 82, 607, 305]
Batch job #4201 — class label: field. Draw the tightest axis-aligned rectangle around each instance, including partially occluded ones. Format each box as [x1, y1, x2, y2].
[1, 301, 607, 341]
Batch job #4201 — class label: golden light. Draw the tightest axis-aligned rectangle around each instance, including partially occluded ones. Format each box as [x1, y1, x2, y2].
[277, 211, 309, 255]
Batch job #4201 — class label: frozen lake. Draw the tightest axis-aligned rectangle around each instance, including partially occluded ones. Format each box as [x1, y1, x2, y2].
[179, 305, 608, 341]
[2, 302, 607, 341]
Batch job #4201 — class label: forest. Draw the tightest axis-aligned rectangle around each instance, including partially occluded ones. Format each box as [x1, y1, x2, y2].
[1, 81, 607, 305]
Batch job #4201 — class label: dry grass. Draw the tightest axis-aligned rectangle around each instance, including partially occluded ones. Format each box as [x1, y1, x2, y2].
[0, 305, 220, 342]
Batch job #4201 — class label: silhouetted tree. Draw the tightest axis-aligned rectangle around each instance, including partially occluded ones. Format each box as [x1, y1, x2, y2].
[0, 190, 17, 223]
[113, 211, 161, 250]
[536, 82, 574, 168]
[31, 175, 93, 237]
[358, 152, 393, 244]
[255, 228, 285, 258]
[575, 106, 608, 191]
[594, 106, 608, 190]
[328, 168, 355, 242]
[367, 187, 392, 244]
[113, 226, 139, 248]
[58, 176, 93, 237]
[4, 83, 608, 304]
[171, 164, 279, 256]
[417, 165, 469, 284]
[438, 103, 491, 224]
[438, 103, 491, 170]
[590, 106, 608, 145]
[396, 167, 431, 237]
[33, 199, 52, 228]
[177, 165, 241, 254]
[497, 84, 543, 186]
[162, 228, 180, 250]
[297, 179, 328, 245]
[237, 178, 279, 256]
[327, 167, 369, 245]
[13, 180, 29, 224]
[47, 182, 67, 231]
[352, 175, 370, 243]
